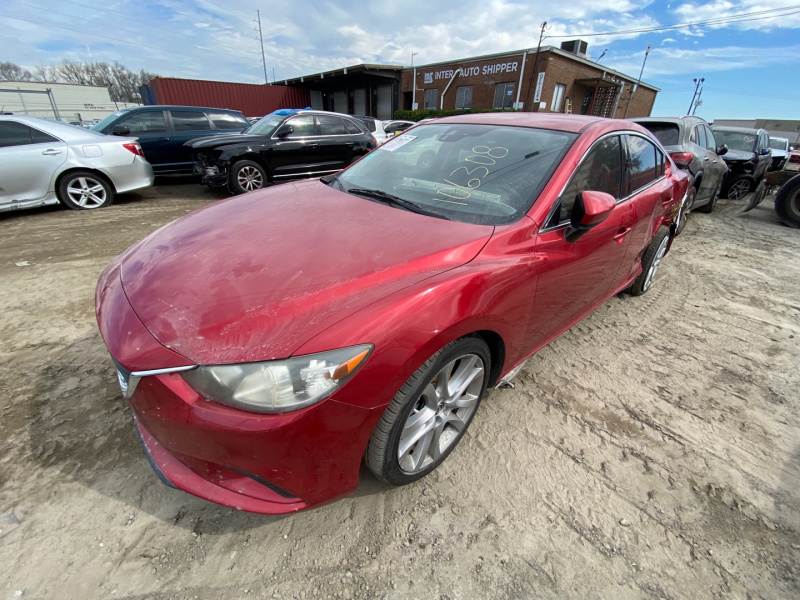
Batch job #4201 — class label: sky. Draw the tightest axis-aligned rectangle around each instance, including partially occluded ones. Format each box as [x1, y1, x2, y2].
[3, 0, 800, 122]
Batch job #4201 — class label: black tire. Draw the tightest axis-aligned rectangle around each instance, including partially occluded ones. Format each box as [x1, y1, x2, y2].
[57, 171, 114, 210]
[774, 174, 800, 229]
[366, 336, 491, 486]
[229, 160, 268, 195]
[694, 180, 720, 213]
[674, 186, 695, 235]
[722, 174, 752, 201]
[629, 226, 671, 296]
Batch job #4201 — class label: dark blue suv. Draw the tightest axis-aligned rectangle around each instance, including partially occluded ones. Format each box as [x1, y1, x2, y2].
[92, 106, 249, 174]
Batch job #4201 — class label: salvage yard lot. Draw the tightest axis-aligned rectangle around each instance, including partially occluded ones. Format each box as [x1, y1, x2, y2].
[1, 179, 798, 599]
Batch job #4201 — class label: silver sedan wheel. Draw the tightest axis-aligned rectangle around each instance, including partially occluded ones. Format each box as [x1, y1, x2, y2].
[66, 176, 108, 208]
[236, 165, 264, 191]
[641, 234, 669, 293]
[398, 353, 485, 474]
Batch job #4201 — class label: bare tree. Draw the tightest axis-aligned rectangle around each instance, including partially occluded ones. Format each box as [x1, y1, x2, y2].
[0, 62, 34, 81]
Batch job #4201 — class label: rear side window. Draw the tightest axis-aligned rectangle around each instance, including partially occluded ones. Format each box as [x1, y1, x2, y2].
[360, 119, 376, 133]
[554, 135, 623, 224]
[626, 135, 659, 194]
[171, 111, 211, 131]
[0, 121, 58, 147]
[317, 115, 347, 135]
[641, 123, 679, 147]
[119, 111, 167, 133]
[207, 112, 248, 130]
[344, 119, 362, 135]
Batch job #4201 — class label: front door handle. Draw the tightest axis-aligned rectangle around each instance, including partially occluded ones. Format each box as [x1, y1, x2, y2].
[42, 149, 62, 156]
[156, 137, 170, 141]
[614, 226, 631, 242]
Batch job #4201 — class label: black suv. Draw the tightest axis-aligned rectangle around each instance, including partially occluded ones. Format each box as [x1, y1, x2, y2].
[710, 126, 772, 200]
[92, 106, 249, 174]
[187, 109, 376, 194]
[633, 116, 728, 234]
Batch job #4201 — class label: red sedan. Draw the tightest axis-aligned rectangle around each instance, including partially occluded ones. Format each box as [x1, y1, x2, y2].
[96, 113, 688, 514]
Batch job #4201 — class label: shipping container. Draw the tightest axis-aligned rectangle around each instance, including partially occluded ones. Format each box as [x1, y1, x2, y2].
[149, 78, 311, 118]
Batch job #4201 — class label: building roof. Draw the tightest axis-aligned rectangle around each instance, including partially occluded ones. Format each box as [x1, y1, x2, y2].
[281, 64, 404, 86]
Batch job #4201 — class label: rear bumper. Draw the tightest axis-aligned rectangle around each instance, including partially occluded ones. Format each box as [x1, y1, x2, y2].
[105, 156, 155, 193]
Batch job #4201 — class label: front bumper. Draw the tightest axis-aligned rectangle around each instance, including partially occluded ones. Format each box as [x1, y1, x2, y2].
[193, 155, 228, 187]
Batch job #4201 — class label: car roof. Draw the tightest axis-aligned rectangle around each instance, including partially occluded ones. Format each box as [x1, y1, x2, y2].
[428, 112, 616, 134]
[633, 116, 707, 126]
[113, 105, 245, 114]
[711, 125, 765, 134]
[0, 115, 123, 142]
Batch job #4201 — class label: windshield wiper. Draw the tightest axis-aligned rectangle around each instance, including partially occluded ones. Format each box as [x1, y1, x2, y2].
[346, 188, 430, 215]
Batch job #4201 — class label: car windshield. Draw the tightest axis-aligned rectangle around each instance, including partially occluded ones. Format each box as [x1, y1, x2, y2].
[244, 113, 286, 135]
[91, 110, 128, 131]
[336, 123, 576, 225]
[770, 138, 789, 151]
[641, 123, 680, 146]
[713, 130, 757, 152]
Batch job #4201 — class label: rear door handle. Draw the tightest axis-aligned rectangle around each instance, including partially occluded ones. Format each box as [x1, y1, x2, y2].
[614, 226, 631, 241]
[41, 149, 62, 156]
[156, 137, 170, 141]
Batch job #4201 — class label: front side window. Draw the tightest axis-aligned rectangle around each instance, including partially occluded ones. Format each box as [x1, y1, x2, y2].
[690, 125, 707, 149]
[455, 86, 473, 109]
[171, 111, 211, 132]
[0, 121, 58, 147]
[553, 135, 622, 225]
[424, 89, 438, 110]
[335, 123, 576, 226]
[284, 115, 316, 137]
[704, 126, 717, 151]
[493, 83, 516, 109]
[626, 135, 659, 194]
[551, 84, 566, 112]
[119, 111, 167, 133]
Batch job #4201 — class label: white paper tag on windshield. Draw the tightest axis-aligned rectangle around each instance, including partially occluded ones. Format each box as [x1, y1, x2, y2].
[380, 134, 417, 152]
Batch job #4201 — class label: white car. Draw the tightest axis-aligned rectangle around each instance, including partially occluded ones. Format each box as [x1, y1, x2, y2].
[0, 116, 154, 213]
[769, 136, 791, 171]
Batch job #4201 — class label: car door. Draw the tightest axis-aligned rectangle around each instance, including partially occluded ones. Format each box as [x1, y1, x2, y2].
[525, 134, 635, 347]
[113, 110, 172, 171]
[0, 120, 67, 205]
[268, 114, 321, 179]
[167, 110, 214, 173]
[315, 115, 356, 171]
[703, 125, 727, 193]
[755, 132, 771, 181]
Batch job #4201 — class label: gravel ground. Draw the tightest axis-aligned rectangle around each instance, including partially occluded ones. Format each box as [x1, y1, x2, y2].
[1, 178, 798, 600]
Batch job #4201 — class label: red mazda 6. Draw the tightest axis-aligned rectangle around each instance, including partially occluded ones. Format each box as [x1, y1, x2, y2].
[96, 113, 688, 514]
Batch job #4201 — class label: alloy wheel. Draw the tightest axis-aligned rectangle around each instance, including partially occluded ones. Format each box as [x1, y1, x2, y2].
[641, 235, 669, 293]
[727, 179, 751, 201]
[397, 353, 485, 474]
[66, 177, 107, 208]
[237, 166, 264, 191]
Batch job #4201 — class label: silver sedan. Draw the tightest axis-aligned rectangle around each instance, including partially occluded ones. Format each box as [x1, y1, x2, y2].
[0, 115, 154, 213]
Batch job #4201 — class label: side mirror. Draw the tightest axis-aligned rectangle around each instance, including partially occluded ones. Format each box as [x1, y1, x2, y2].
[760, 148, 771, 156]
[111, 125, 130, 136]
[564, 190, 616, 244]
[276, 124, 294, 137]
[716, 144, 728, 156]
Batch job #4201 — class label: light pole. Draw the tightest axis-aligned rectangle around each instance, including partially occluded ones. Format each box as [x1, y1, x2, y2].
[411, 52, 419, 110]
[623, 43, 651, 119]
[692, 80, 705, 115]
[688, 77, 704, 115]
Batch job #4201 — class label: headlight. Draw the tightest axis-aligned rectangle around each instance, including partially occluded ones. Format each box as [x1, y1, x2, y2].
[181, 345, 372, 414]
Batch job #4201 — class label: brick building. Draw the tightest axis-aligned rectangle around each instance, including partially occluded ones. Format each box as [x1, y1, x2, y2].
[283, 42, 658, 120]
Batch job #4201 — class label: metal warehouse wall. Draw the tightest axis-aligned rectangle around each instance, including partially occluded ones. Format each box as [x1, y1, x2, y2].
[150, 78, 311, 117]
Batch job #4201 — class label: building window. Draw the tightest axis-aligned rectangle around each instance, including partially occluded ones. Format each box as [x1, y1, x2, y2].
[493, 82, 515, 109]
[424, 89, 438, 109]
[551, 83, 566, 112]
[455, 86, 473, 109]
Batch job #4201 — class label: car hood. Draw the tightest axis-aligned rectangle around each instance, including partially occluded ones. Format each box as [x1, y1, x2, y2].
[721, 149, 756, 162]
[186, 133, 268, 149]
[119, 180, 493, 365]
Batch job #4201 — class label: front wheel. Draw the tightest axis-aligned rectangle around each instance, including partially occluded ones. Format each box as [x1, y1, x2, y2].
[774, 174, 800, 229]
[722, 174, 752, 201]
[58, 171, 114, 210]
[628, 226, 671, 296]
[365, 337, 490, 486]
[229, 160, 268, 194]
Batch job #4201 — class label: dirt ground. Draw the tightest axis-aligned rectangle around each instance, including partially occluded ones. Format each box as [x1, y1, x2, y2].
[1, 178, 798, 600]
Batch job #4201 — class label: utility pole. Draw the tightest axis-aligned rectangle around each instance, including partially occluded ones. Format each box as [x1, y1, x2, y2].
[525, 21, 547, 111]
[692, 80, 705, 115]
[688, 77, 704, 114]
[623, 43, 651, 119]
[256, 10, 268, 84]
